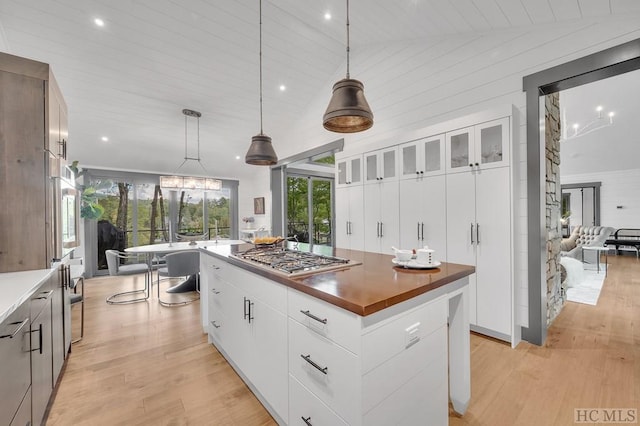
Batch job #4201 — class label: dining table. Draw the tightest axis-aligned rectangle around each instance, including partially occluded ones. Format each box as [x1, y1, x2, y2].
[125, 239, 246, 292]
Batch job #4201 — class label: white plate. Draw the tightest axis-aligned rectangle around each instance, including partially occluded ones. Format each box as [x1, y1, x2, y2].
[392, 259, 441, 269]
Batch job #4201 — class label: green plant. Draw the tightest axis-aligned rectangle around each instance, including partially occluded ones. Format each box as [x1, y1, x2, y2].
[80, 186, 105, 220]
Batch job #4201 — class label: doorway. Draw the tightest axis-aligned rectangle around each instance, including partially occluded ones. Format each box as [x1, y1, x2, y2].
[286, 175, 333, 249]
[523, 38, 640, 345]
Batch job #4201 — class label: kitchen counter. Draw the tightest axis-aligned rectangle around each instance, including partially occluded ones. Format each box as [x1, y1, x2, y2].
[0, 267, 57, 323]
[200, 243, 475, 316]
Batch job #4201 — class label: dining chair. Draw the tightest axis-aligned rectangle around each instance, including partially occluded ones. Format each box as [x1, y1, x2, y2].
[105, 250, 151, 304]
[156, 250, 200, 306]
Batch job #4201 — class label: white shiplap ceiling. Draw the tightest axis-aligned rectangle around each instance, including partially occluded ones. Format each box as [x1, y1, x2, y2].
[1, 0, 639, 180]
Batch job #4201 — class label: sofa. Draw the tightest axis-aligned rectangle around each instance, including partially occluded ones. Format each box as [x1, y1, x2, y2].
[560, 225, 615, 263]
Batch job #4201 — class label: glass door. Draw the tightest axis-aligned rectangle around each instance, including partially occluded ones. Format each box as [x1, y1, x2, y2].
[286, 175, 334, 249]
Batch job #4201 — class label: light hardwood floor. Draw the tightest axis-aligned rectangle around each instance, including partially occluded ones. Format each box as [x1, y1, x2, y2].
[49, 255, 639, 425]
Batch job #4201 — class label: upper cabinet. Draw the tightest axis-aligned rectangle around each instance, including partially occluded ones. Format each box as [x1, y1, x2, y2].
[364, 146, 398, 184]
[399, 134, 445, 180]
[47, 73, 69, 178]
[446, 118, 510, 173]
[336, 155, 363, 188]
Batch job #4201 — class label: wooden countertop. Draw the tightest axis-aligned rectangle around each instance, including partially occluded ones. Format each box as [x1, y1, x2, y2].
[202, 244, 475, 317]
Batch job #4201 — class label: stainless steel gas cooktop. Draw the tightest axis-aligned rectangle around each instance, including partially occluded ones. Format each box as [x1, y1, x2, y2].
[231, 247, 357, 276]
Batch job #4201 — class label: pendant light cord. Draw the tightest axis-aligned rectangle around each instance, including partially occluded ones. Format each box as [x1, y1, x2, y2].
[346, 0, 350, 79]
[259, 0, 264, 135]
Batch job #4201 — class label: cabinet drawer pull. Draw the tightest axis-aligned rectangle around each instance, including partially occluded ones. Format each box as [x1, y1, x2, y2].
[210, 321, 221, 329]
[34, 289, 54, 300]
[470, 223, 474, 244]
[210, 264, 221, 270]
[301, 416, 312, 425]
[211, 288, 221, 295]
[476, 223, 480, 244]
[30, 324, 43, 354]
[0, 318, 29, 339]
[301, 354, 328, 375]
[300, 310, 327, 324]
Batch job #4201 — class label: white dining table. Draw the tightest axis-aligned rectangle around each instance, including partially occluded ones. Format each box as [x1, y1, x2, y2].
[125, 240, 246, 292]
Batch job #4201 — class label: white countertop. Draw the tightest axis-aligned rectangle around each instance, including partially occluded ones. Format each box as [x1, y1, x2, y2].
[0, 268, 57, 323]
[126, 239, 246, 254]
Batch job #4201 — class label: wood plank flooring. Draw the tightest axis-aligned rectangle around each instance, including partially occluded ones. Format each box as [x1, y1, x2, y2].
[49, 255, 639, 425]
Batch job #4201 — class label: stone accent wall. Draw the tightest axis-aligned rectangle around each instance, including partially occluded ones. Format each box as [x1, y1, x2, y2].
[545, 92, 564, 325]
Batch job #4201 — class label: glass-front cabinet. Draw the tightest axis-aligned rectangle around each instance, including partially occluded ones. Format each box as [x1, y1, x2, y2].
[446, 118, 510, 173]
[336, 155, 363, 188]
[364, 146, 398, 184]
[399, 134, 445, 180]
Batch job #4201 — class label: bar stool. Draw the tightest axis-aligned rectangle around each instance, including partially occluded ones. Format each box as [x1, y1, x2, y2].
[105, 250, 151, 304]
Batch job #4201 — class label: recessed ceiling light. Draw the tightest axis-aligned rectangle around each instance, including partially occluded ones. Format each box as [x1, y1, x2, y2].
[279, 84, 286, 91]
[101, 136, 109, 142]
[235, 155, 241, 160]
[572, 123, 579, 130]
[608, 111, 615, 117]
[94, 18, 105, 27]
[324, 12, 332, 20]
[596, 105, 603, 112]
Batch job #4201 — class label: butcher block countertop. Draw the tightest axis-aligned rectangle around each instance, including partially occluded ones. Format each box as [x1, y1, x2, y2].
[201, 243, 475, 317]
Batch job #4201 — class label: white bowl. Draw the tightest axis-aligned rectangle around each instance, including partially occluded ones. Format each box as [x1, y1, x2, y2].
[395, 250, 413, 262]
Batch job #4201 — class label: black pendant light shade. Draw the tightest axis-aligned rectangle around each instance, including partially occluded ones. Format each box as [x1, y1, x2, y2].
[245, 0, 278, 166]
[323, 78, 373, 133]
[323, 0, 373, 133]
[245, 133, 277, 165]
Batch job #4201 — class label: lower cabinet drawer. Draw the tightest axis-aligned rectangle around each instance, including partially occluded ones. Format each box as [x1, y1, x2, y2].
[0, 303, 31, 424]
[289, 374, 348, 426]
[10, 389, 31, 426]
[288, 318, 359, 425]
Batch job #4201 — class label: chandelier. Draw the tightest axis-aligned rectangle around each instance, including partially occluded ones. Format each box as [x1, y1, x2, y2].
[160, 109, 222, 191]
[561, 105, 615, 142]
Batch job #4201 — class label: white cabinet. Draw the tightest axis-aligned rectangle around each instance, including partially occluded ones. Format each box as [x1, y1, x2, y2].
[364, 147, 399, 184]
[203, 255, 288, 423]
[399, 134, 445, 179]
[335, 185, 364, 251]
[287, 288, 452, 426]
[364, 181, 400, 254]
[336, 155, 363, 188]
[445, 118, 510, 173]
[399, 174, 447, 256]
[446, 167, 512, 339]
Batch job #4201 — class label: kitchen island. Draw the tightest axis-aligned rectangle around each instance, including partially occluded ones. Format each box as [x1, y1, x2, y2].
[200, 243, 474, 425]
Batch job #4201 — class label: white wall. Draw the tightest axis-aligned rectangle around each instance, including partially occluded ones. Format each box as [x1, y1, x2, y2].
[563, 168, 640, 230]
[238, 172, 272, 234]
[273, 18, 640, 329]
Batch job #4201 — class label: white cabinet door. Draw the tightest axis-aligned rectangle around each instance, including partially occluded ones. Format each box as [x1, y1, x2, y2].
[420, 174, 447, 259]
[475, 167, 511, 336]
[446, 127, 474, 174]
[474, 118, 510, 170]
[401, 134, 446, 180]
[364, 147, 398, 184]
[249, 299, 289, 422]
[336, 155, 363, 188]
[379, 181, 400, 252]
[399, 178, 423, 249]
[364, 181, 399, 254]
[446, 171, 477, 324]
[336, 186, 364, 251]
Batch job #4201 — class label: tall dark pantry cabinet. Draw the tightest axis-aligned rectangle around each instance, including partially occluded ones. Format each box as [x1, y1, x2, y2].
[0, 51, 71, 426]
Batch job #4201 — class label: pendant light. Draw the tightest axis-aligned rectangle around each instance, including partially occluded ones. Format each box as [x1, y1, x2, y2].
[245, 0, 278, 165]
[323, 0, 373, 133]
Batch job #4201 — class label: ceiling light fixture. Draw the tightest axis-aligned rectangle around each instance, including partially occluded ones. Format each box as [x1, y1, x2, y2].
[245, 0, 278, 166]
[561, 106, 615, 142]
[323, 0, 373, 133]
[101, 136, 109, 142]
[160, 109, 222, 191]
[94, 18, 105, 27]
[324, 12, 332, 20]
[279, 84, 286, 91]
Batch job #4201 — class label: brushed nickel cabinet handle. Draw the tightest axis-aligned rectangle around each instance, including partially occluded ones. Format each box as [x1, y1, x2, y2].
[300, 310, 327, 324]
[301, 354, 328, 375]
[210, 321, 221, 329]
[302, 416, 312, 425]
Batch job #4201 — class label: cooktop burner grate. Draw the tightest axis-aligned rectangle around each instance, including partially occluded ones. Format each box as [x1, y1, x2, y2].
[232, 247, 352, 275]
